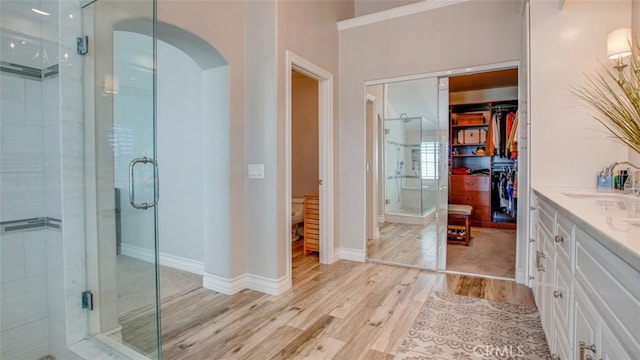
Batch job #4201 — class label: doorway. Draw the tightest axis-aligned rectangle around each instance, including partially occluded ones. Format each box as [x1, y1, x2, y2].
[285, 52, 335, 288]
[290, 70, 320, 275]
[446, 68, 520, 279]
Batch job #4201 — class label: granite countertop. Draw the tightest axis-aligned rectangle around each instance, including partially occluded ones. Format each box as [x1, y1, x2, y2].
[533, 187, 640, 272]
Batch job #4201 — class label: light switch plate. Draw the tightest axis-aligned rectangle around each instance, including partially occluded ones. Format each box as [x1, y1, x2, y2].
[248, 164, 264, 179]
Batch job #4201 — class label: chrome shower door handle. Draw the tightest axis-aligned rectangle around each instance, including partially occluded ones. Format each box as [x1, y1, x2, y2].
[129, 157, 159, 210]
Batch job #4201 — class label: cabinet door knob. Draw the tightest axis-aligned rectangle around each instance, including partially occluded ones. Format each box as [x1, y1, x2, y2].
[555, 235, 564, 243]
[551, 354, 560, 360]
[579, 341, 596, 360]
[466, 197, 473, 201]
[553, 290, 563, 299]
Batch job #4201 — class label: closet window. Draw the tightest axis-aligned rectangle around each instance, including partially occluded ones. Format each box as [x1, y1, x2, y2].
[421, 141, 439, 180]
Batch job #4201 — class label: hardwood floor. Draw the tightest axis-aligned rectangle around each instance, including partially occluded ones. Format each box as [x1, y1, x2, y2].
[368, 222, 517, 278]
[121, 240, 534, 359]
[367, 222, 437, 268]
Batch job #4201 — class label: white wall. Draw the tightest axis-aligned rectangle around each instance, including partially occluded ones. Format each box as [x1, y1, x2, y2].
[530, 0, 631, 187]
[115, 30, 231, 277]
[157, 38, 205, 262]
[292, 73, 319, 198]
[338, 0, 523, 251]
[632, 0, 640, 165]
[158, 0, 247, 279]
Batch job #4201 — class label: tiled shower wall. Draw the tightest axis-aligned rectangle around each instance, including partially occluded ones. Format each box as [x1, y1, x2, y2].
[0, 73, 59, 359]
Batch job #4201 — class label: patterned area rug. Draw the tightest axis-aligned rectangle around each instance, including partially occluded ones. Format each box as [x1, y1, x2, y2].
[395, 292, 550, 360]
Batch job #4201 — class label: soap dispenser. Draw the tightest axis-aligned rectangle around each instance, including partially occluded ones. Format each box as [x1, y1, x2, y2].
[597, 168, 612, 189]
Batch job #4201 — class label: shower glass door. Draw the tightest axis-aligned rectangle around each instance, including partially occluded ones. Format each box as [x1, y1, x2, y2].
[0, 0, 160, 359]
[82, 0, 161, 358]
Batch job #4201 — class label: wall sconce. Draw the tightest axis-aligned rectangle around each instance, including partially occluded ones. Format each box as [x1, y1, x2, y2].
[607, 27, 632, 84]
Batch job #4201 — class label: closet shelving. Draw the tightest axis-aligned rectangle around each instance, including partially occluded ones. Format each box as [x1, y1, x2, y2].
[448, 100, 517, 229]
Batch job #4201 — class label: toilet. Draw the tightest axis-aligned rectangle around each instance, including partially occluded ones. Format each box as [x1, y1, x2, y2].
[292, 197, 305, 241]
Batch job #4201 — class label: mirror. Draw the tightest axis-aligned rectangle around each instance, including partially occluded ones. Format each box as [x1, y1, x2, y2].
[365, 76, 448, 270]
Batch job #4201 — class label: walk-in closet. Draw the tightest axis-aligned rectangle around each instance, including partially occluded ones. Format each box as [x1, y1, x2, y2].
[446, 68, 520, 279]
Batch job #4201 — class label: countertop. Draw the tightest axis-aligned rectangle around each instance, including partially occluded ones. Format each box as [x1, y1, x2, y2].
[533, 187, 640, 272]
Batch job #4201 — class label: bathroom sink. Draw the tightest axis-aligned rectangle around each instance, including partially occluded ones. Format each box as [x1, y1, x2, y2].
[562, 192, 631, 200]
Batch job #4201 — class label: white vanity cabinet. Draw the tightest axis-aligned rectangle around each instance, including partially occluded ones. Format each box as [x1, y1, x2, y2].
[531, 192, 639, 360]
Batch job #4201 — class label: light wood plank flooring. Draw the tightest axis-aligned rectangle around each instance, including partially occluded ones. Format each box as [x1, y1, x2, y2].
[367, 222, 437, 268]
[121, 240, 534, 359]
[368, 222, 516, 278]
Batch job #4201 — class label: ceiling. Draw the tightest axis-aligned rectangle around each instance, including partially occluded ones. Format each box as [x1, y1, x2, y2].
[449, 68, 518, 93]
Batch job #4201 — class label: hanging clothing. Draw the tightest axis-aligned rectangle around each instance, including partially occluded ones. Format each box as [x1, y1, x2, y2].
[507, 112, 519, 160]
[492, 112, 501, 157]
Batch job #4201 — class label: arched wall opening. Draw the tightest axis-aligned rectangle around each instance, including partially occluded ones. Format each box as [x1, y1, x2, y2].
[113, 22, 230, 282]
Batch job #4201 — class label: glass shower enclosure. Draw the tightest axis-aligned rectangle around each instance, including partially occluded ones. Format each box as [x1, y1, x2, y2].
[1, 0, 161, 359]
[383, 78, 440, 226]
[383, 116, 438, 221]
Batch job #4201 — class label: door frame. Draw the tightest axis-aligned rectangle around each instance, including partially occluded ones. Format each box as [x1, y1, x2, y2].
[285, 51, 335, 280]
[365, 93, 380, 242]
[363, 60, 527, 282]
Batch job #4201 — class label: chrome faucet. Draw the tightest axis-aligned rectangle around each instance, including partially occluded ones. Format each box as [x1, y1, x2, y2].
[606, 161, 640, 194]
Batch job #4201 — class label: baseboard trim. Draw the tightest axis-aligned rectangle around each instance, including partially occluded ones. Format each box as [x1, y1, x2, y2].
[516, 269, 526, 285]
[245, 274, 289, 295]
[202, 272, 246, 295]
[202, 272, 290, 296]
[120, 243, 204, 275]
[336, 247, 366, 262]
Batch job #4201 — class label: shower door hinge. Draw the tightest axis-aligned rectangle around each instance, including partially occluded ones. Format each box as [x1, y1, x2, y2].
[82, 290, 94, 311]
[384, 129, 390, 135]
[385, 199, 390, 205]
[77, 36, 89, 56]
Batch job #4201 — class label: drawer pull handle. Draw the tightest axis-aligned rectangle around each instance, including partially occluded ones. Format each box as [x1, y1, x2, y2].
[579, 341, 596, 360]
[466, 197, 473, 201]
[555, 235, 564, 243]
[553, 290, 562, 299]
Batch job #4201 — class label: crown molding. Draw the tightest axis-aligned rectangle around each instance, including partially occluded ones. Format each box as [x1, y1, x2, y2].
[338, 0, 470, 31]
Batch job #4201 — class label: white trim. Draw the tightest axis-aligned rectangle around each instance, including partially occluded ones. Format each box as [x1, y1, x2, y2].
[245, 274, 289, 295]
[377, 215, 386, 223]
[365, 60, 520, 87]
[338, 0, 469, 31]
[202, 272, 245, 295]
[516, 269, 526, 284]
[365, 93, 380, 240]
[120, 243, 204, 275]
[285, 51, 336, 288]
[336, 247, 366, 262]
[202, 272, 289, 296]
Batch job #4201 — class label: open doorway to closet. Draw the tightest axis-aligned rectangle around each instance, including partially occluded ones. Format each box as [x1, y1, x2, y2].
[290, 70, 320, 280]
[446, 68, 519, 279]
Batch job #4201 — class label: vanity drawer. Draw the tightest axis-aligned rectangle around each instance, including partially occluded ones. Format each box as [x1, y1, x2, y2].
[450, 175, 490, 192]
[575, 228, 640, 347]
[535, 197, 555, 236]
[553, 254, 572, 338]
[555, 213, 573, 265]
